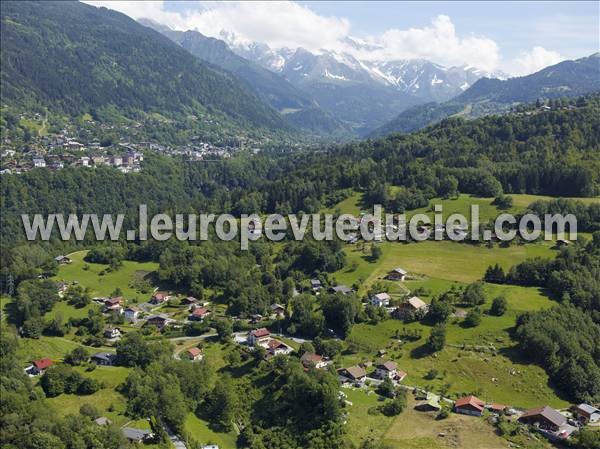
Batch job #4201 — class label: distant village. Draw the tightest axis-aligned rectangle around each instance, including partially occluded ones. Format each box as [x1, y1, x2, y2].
[0, 114, 263, 175]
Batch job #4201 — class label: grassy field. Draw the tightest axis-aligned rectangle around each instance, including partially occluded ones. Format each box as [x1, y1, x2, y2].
[51, 250, 159, 301]
[333, 239, 555, 291]
[184, 413, 238, 449]
[46, 366, 131, 425]
[381, 395, 518, 449]
[342, 387, 394, 446]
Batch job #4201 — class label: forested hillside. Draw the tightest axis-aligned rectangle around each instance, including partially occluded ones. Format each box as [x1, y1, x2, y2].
[373, 53, 600, 136]
[2, 94, 599, 249]
[0, 1, 286, 132]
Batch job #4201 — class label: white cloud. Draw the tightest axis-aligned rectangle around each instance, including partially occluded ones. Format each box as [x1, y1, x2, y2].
[83, 1, 565, 75]
[511, 46, 565, 76]
[355, 15, 500, 72]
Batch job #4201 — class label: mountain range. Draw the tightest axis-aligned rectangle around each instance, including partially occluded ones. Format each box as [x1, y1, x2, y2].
[371, 52, 600, 136]
[145, 22, 509, 135]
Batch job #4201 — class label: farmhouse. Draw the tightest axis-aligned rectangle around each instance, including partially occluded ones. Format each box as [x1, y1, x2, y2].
[386, 267, 407, 281]
[310, 279, 322, 292]
[54, 255, 71, 264]
[124, 306, 142, 322]
[247, 328, 271, 346]
[518, 406, 567, 431]
[91, 352, 116, 366]
[189, 307, 210, 321]
[185, 347, 203, 361]
[370, 292, 391, 307]
[454, 395, 485, 416]
[300, 352, 328, 369]
[270, 303, 285, 317]
[330, 285, 354, 295]
[25, 358, 53, 375]
[488, 403, 507, 414]
[415, 392, 442, 412]
[338, 365, 367, 385]
[572, 403, 600, 424]
[55, 281, 69, 294]
[393, 296, 428, 320]
[150, 291, 170, 304]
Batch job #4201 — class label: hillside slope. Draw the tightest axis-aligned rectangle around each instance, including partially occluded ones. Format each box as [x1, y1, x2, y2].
[0, 1, 286, 131]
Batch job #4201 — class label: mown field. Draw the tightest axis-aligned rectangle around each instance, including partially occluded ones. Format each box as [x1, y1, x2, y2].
[51, 250, 159, 301]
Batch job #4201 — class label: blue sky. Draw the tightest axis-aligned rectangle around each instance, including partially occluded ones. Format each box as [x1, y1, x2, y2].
[85, 1, 599, 74]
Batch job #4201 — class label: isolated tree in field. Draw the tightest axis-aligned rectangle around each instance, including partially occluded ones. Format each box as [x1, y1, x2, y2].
[462, 282, 486, 306]
[490, 296, 508, 316]
[371, 245, 383, 261]
[464, 308, 482, 327]
[428, 297, 453, 323]
[64, 346, 89, 365]
[427, 324, 446, 352]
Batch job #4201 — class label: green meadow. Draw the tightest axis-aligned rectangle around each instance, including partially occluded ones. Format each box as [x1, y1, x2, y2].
[51, 250, 159, 301]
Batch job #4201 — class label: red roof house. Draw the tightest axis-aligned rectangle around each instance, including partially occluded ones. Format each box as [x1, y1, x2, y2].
[33, 358, 53, 370]
[454, 395, 485, 416]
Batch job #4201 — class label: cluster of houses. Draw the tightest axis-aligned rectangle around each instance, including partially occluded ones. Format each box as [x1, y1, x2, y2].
[338, 359, 407, 387]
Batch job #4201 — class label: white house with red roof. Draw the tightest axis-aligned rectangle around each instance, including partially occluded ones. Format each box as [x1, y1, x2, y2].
[247, 328, 271, 346]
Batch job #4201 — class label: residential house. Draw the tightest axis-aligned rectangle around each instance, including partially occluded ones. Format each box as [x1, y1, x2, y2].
[247, 328, 271, 346]
[518, 406, 567, 432]
[371, 292, 391, 307]
[150, 291, 170, 305]
[122, 427, 153, 443]
[55, 281, 69, 295]
[374, 361, 407, 382]
[185, 347, 203, 361]
[145, 314, 171, 330]
[300, 352, 328, 369]
[310, 279, 322, 292]
[393, 296, 428, 320]
[54, 255, 71, 264]
[189, 307, 210, 321]
[271, 303, 285, 318]
[32, 157, 46, 168]
[181, 296, 197, 305]
[26, 358, 53, 376]
[104, 297, 124, 314]
[91, 352, 116, 366]
[454, 395, 485, 416]
[266, 339, 293, 356]
[104, 327, 121, 339]
[572, 404, 600, 424]
[338, 365, 367, 385]
[250, 314, 263, 324]
[386, 267, 407, 281]
[124, 306, 142, 322]
[330, 285, 354, 296]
